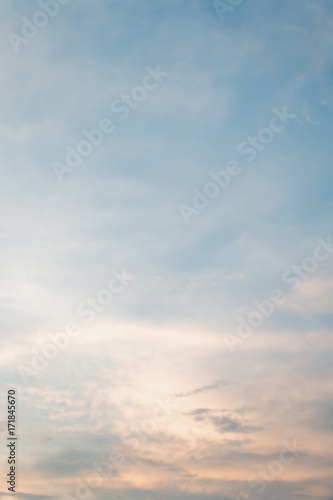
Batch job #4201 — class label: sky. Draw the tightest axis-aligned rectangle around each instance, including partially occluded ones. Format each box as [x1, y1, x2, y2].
[0, 0, 333, 499]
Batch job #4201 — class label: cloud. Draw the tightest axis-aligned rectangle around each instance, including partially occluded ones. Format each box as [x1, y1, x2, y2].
[173, 380, 228, 399]
[184, 408, 262, 433]
[0, 1, 332, 499]
[209, 415, 262, 434]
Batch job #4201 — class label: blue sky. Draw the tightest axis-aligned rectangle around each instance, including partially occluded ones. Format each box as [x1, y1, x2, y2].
[0, 0, 332, 499]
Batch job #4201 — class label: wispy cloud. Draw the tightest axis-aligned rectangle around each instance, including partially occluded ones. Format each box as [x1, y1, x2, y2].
[0, 0, 332, 499]
[173, 380, 229, 399]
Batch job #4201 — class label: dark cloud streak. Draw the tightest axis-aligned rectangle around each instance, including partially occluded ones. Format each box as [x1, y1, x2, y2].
[173, 380, 228, 399]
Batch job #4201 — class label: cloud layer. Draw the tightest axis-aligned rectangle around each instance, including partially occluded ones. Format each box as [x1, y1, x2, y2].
[0, 1, 332, 499]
